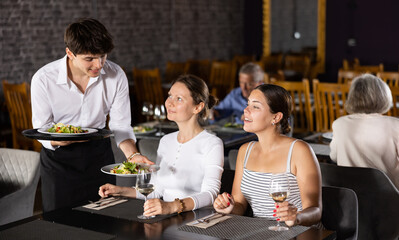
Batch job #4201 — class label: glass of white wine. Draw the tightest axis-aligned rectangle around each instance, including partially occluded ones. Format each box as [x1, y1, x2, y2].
[268, 173, 290, 231]
[142, 102, 154, 122]
[136, 170, 155, 219]
[154, 104, 166, 136]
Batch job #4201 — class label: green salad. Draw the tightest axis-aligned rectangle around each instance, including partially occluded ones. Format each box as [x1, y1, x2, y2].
[110, 161, 149, 174]
[224, 122, 243, 128]
[47, 123, 88, 133]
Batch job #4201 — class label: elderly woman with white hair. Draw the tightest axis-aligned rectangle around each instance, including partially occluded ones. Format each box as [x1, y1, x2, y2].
[330, 73, 399, 189]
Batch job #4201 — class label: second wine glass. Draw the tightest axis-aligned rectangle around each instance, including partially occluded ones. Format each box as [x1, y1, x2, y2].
[142, 102, 154, 122]
[268, 173, 290, 231]
[136, 170, 155, 219]
[153, 104, 166, 136]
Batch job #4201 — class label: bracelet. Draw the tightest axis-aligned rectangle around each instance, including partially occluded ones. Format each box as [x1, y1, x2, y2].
[175, 198, 184, 214]
[127, 152, 141, 161]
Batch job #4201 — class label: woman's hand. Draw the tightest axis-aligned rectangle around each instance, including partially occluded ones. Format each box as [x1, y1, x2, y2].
[98, 183, 124, 198]
[213, 192, 235, 214]
[143, 199, 175, 217]
[274, 202, 298, 227]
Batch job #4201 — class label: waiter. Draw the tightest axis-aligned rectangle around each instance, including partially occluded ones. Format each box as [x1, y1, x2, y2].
[31, 18, 151, 212]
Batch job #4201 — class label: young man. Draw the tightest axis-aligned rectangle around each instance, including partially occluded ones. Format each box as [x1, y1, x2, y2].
[31, 18, 150, 212]
[212, 62, 264, 124]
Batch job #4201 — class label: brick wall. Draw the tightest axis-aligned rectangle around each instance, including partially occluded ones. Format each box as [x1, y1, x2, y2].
[0, 0, 244, 84]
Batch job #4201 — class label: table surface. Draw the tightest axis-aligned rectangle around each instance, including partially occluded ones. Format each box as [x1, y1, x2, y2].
[0, 204, 335, 240]
[135, 121, 257, 150]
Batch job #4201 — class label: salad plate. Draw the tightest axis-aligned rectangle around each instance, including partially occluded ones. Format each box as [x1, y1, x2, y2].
[38, 128, 98, 135]
[133, 126, 157, 135]
[101, 163, 160, 177]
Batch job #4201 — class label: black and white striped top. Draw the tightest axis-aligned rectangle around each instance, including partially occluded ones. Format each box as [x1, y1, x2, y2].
[241, 140, 303, 219]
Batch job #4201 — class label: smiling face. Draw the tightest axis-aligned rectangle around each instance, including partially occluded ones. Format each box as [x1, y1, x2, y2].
[239, 73, 262, 99]
[165, 82, 203, 123]
[66, 48, 107, 78]
[243, 89, 277, 133]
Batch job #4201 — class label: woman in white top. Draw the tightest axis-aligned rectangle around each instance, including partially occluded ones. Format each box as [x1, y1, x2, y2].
[330, 74, 399, 189]
[213, 84, 322, 227]
[99, 74, 224, 216]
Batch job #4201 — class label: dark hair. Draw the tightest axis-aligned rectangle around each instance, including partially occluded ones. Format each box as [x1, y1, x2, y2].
[255, 84, 292, 134]
[64, 18, 114, 55]
[172, 74, 218, 125]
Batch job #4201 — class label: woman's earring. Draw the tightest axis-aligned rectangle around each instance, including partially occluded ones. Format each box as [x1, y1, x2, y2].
[272, 121, 275, 126]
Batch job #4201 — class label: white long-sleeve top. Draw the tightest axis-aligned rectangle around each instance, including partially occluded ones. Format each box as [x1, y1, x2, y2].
[330, 113, 399, 189]
[136, 130, 224, 210]
[31, 55, 135, 150]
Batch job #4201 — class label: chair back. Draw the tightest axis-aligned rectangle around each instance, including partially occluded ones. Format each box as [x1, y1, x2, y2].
[232, 55, 255, 71]
[209, 61, 237, 100]
[132, 68, 164, 105]
[184, 59, 211, 83]
[389, 86, 399, 117]
[320, 163, 399, 240]
[353, 63, 384, 75]
[312, 79, 350, 132]
[322, 186, 358, 240]
[0, 148, 40, 225]
[260, 54, 283, 73]
[283, 55, 311, 79]
[272, 79, 313, 133]
[377, 71, 399, 88]
[2, 81, 41, 152]
[337, 69, 362, 84]
[165, 61, 186, 83]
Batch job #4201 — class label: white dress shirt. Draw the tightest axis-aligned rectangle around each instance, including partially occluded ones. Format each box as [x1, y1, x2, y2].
[330, 113, 399, 189]
[31, 55, 135, 150]
[136, 130, 224, 210]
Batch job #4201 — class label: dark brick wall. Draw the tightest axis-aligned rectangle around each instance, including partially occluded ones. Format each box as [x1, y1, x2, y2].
[0, 0, 244, 84]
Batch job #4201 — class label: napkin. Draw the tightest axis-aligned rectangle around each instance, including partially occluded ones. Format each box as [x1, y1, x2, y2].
[82, 197, 128, 210]
[186, 213, 232, 229]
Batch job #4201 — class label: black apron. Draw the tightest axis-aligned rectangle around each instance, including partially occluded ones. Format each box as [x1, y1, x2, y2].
[40, 137, 115, 212]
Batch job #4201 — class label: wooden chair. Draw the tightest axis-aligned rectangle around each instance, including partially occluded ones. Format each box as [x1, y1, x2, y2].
[320, 163, 399, 240]
[321, 186, 359, 240]
[283, 55, 311, 79]
[209, 61, 237, 100]
[342, 58, 360, 70]
[272, 79, 314, 133]
[337, 69, 362, 84]
[312, 79, 350, 132]
[389, 86, 399, 117]
[2, 81, 41, 152]
[377, 71, 399, 88]
[260, 54, 283, 73]
[164, 61, 186, 83]
[132, 68, 164, 106]
[184, 59, 211, 83]
[353, 63, 384, 75]
[232, 55, 255, 70]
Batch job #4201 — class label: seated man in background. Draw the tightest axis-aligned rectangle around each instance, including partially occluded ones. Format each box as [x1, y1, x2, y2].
[212, 62, 264, 124]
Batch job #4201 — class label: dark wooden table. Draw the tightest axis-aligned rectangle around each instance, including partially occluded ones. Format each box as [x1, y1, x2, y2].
[0, 204, 335, 240]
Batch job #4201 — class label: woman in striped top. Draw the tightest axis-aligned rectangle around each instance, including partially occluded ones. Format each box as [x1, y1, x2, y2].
[213, 84, 322, 227]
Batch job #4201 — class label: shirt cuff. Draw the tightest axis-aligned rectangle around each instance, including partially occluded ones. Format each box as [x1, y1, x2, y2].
[39, 140, 59, 151]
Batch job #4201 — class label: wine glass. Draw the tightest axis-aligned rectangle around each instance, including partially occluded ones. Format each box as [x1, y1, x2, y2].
[142, 102, 154, 122]
[136, 170, 155, 219]
[153, 104, 166, 136]
[268, 173, 290, 231]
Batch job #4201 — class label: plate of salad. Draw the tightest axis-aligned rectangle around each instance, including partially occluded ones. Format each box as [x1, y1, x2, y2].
[38, 123, 97, 135]
[220, 122, 245, 133]
[101, 161, 160, 177]
[133, 126, 157, 135]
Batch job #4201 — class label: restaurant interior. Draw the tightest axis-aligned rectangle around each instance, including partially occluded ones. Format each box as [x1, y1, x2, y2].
[0, 0, 399, 239]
